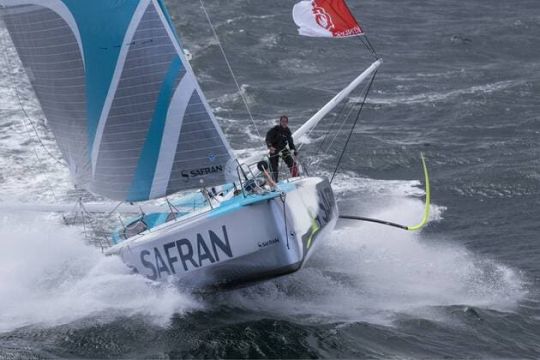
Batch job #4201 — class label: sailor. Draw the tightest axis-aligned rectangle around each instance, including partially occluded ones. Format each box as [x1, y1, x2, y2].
[265, 115, 298, 181]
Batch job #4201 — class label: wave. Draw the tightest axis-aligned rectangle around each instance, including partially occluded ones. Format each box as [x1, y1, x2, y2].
[366, 80, 521, 106]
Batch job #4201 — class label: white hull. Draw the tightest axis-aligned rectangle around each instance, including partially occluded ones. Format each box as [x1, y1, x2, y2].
[106, 176, 338, 289]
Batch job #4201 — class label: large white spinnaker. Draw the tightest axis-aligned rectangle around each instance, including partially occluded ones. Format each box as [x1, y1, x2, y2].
[0, 0, 235, 202]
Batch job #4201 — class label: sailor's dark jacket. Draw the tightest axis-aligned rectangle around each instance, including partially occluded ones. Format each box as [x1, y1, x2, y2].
[265, 125, 296, 152]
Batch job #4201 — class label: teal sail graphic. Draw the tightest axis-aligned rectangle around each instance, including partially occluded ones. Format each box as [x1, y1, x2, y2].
[0, 0, 235, 201]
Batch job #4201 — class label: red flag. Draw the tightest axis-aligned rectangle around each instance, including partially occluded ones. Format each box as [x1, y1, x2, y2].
[293, 0, 364, 38]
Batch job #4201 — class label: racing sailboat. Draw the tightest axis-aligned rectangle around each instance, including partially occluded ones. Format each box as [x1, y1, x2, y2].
[0, 0, 426, 288]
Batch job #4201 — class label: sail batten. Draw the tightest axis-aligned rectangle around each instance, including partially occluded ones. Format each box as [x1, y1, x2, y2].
[1, 0, 235, 202]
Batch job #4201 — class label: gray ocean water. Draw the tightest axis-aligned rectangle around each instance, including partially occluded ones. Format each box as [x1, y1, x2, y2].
[1, 0, 539, 358]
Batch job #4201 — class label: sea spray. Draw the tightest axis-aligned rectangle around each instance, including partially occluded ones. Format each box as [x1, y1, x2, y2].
[0, 214, 201, 333]
[212, 179, 527, 326]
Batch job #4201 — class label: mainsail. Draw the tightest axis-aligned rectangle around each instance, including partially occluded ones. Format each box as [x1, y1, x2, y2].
[0, 0, 235, 202]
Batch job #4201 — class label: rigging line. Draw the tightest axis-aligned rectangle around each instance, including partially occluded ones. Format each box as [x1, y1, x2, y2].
[199, 0, 262, 139]
[359, 35, 378, 59]
[324, 75, 374, 155]
[323, 98, 359, 153]
[106, 201, 124, 218]
[81, 203, 89, 242]
[79, 201, 111, 250]
[300, 84, 356, 155]
[364, 35, 379, 58]
[291, 37, 376, 152]
[297, 99, 347, 154]
[330, 70, 377, 184]
[1, 35, 61, 202]
[297, 101, 353, 173]
[359, 37, 375, 58]
[308, 98, 349, 155]
[12, 86, 66, 167]
[323, 69, 376, 154]
[300, 94, 345, 147]
[0, 39, 65, 167]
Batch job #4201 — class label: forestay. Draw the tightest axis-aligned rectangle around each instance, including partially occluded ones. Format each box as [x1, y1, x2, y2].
[0, 0, 235, 202]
